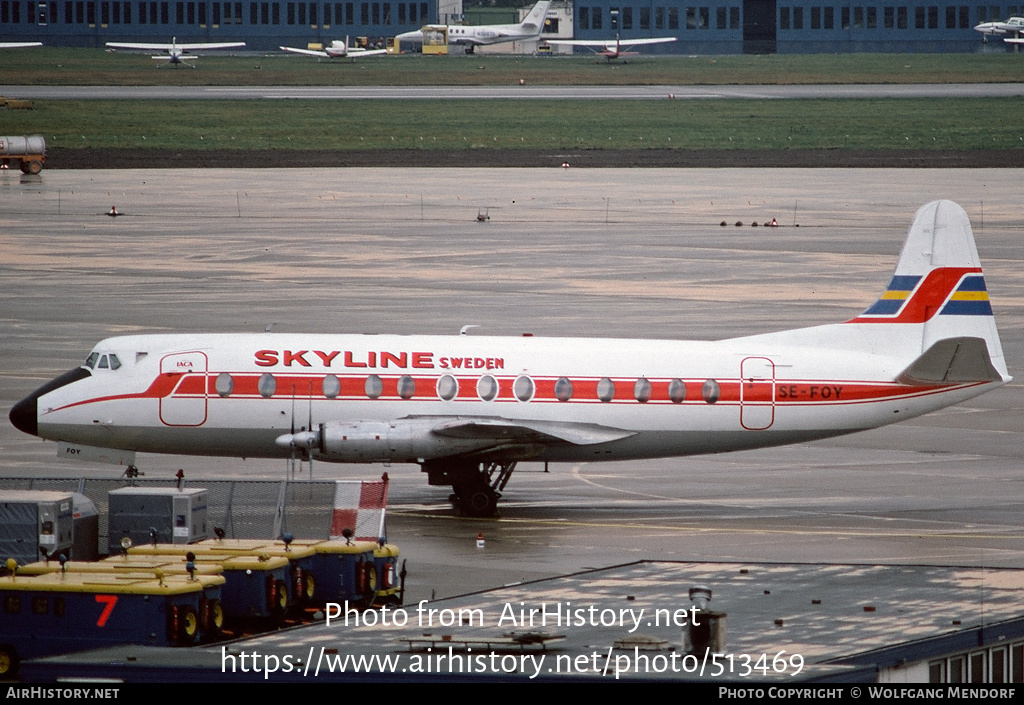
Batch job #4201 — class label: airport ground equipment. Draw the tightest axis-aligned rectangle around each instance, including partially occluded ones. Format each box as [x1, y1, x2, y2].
[107, 486, 209, 555]
[0, 491, 74, 567]
[0, 566, 224, 678]
[0, 135, 45, 174]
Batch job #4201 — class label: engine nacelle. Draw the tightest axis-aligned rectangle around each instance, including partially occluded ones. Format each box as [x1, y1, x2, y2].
[305, 418, 499, 463]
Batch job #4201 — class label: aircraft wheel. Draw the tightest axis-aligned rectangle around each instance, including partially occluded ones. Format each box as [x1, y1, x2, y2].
[0, 645, 18, 680]
[457, 484, 499, 517]
[465, 45, 475, 54]
[26, 160, 42, 175]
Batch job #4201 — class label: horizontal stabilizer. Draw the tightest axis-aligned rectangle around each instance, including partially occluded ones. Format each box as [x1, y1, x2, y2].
[432, 417, 635, 446]
[896, 337, 1003, 385]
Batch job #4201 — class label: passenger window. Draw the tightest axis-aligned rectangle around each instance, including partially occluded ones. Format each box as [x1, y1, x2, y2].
[554, 377, 573, 402]
[215, 372, 234, 398]
[513, 375, 534, 402]
[597, 377, 615, 402]
[702, 379, 720, 404]
[437, 375, 457, 401]
[365, 374, 383, 400]
[477, 375, 498, 401]
[668, 379, 687, 403]
[397, 375, 416, 399]
[322, 374, 341, 399]
[634, 378, 652, 403]
[258, 373, 276, 398]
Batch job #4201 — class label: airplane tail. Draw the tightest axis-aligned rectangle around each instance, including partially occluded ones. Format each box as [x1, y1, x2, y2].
[846, 199, 1009, 384]
[519, 0, 552, 34]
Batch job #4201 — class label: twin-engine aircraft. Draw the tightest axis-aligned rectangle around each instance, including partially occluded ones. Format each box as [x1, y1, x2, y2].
[9, 201, 1010, 516]
[546, 34, 676, 61]
[280, 38, 388, 59]
[105, 37, 245, 65]
[396, 0, 551, 54]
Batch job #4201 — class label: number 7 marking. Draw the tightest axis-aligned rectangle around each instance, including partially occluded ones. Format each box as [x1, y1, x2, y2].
[95, 594, 118, 626]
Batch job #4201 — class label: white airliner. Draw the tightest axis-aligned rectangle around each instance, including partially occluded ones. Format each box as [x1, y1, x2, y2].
[396, 0, 551, 54]
[105, 37, 245, 65]
[280, 38, 388, 59]
[9, 201, 1009, 516]
[546, 34, 676, 61]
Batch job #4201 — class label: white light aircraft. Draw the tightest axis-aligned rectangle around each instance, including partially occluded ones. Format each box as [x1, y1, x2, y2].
[546, 34, 676, 61]
[396, 0, 551, 54]
[280, 38, 388, 59]
[9, 201, 1009, 516]
[0, 42, 43, 48]
[973, 16, 1024, 36]
[105, 37, 245, 65]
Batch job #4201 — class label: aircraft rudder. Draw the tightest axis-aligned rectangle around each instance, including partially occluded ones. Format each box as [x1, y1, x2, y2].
[849, 200, 1008, 380]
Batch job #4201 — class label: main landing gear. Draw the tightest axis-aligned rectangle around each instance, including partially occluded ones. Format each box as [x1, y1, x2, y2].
[421, 460, 518, 517]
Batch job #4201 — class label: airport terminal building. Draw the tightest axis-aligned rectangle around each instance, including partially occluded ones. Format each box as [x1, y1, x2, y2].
[0, 0, 1018, 52]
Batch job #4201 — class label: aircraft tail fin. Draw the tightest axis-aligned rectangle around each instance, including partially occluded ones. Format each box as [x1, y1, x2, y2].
[847, 199, 1009, 382]
[519, 0, 552, 33]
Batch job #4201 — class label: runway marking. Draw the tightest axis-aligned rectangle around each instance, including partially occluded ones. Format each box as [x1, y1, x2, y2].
[390, 510, 1024, 541]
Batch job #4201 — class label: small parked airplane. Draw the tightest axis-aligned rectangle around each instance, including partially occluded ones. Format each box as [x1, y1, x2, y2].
[280, 38, 388, 59]
[9, 201, 1009, 517]
[105, 37, 245, 65]
[973, 16, 1024, 37]
[546, 34, 676, 61]
[396, 0, 551, 54]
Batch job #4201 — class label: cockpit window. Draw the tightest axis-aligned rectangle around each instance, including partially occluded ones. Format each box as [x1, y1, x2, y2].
[108, 354, 121, 370]
[84, 353, 98, 369]
[97, 355, 109, 369]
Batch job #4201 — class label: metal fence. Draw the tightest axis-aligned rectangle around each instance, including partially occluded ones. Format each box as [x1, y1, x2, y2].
[0, 477, 339, 550]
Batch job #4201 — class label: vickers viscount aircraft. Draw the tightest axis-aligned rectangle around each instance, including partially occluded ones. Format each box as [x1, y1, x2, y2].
[396, 0, 550, 54]
[280, 38, 388, 59]
[9, 201, 1010, 516]
[105, 37, 245, 65]
[546, 34, 676, 61]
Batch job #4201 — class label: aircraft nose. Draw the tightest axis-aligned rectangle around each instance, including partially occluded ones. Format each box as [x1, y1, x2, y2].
[9, 393, 38, 437]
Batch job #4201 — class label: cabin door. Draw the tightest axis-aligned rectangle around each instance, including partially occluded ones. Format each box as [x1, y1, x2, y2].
[740, 356, 775, 430]
[159, 351, 208, 426]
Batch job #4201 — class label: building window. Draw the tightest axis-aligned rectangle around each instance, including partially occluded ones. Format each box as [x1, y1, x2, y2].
[898, 5, 907, 27]
[793, 6, 802, 28]
[639, 5, 648, 28]
[854, 6, 863, 27]
[866, 6, 876, 27]
[667, 6, 676, 28]
[841, 6, 850, 28]
[579, 5, 588, 28]
[915, 5, 924, 28]
[928, 5, 938, 27]
[780, 5, 789, 29]
[592, 5, 601, 28]
[715, 5, 724, 28]
[824, 6, 833, 28]
[730, 5, 739, 28]
[699, 5, 708, 27]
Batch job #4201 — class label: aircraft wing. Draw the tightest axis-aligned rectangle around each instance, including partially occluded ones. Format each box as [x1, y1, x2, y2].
[546, 39, 619, 47]
[348, 48, 388, 56]
[1004, 36, 1024, 43]
[0, 42, 43, 48]
[107, 42, 180, 50]
[173, 42, 245, 50]
[106, 41, 244, 50]
[431, 417, 637, 446]
[280, 46, 332, 57]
